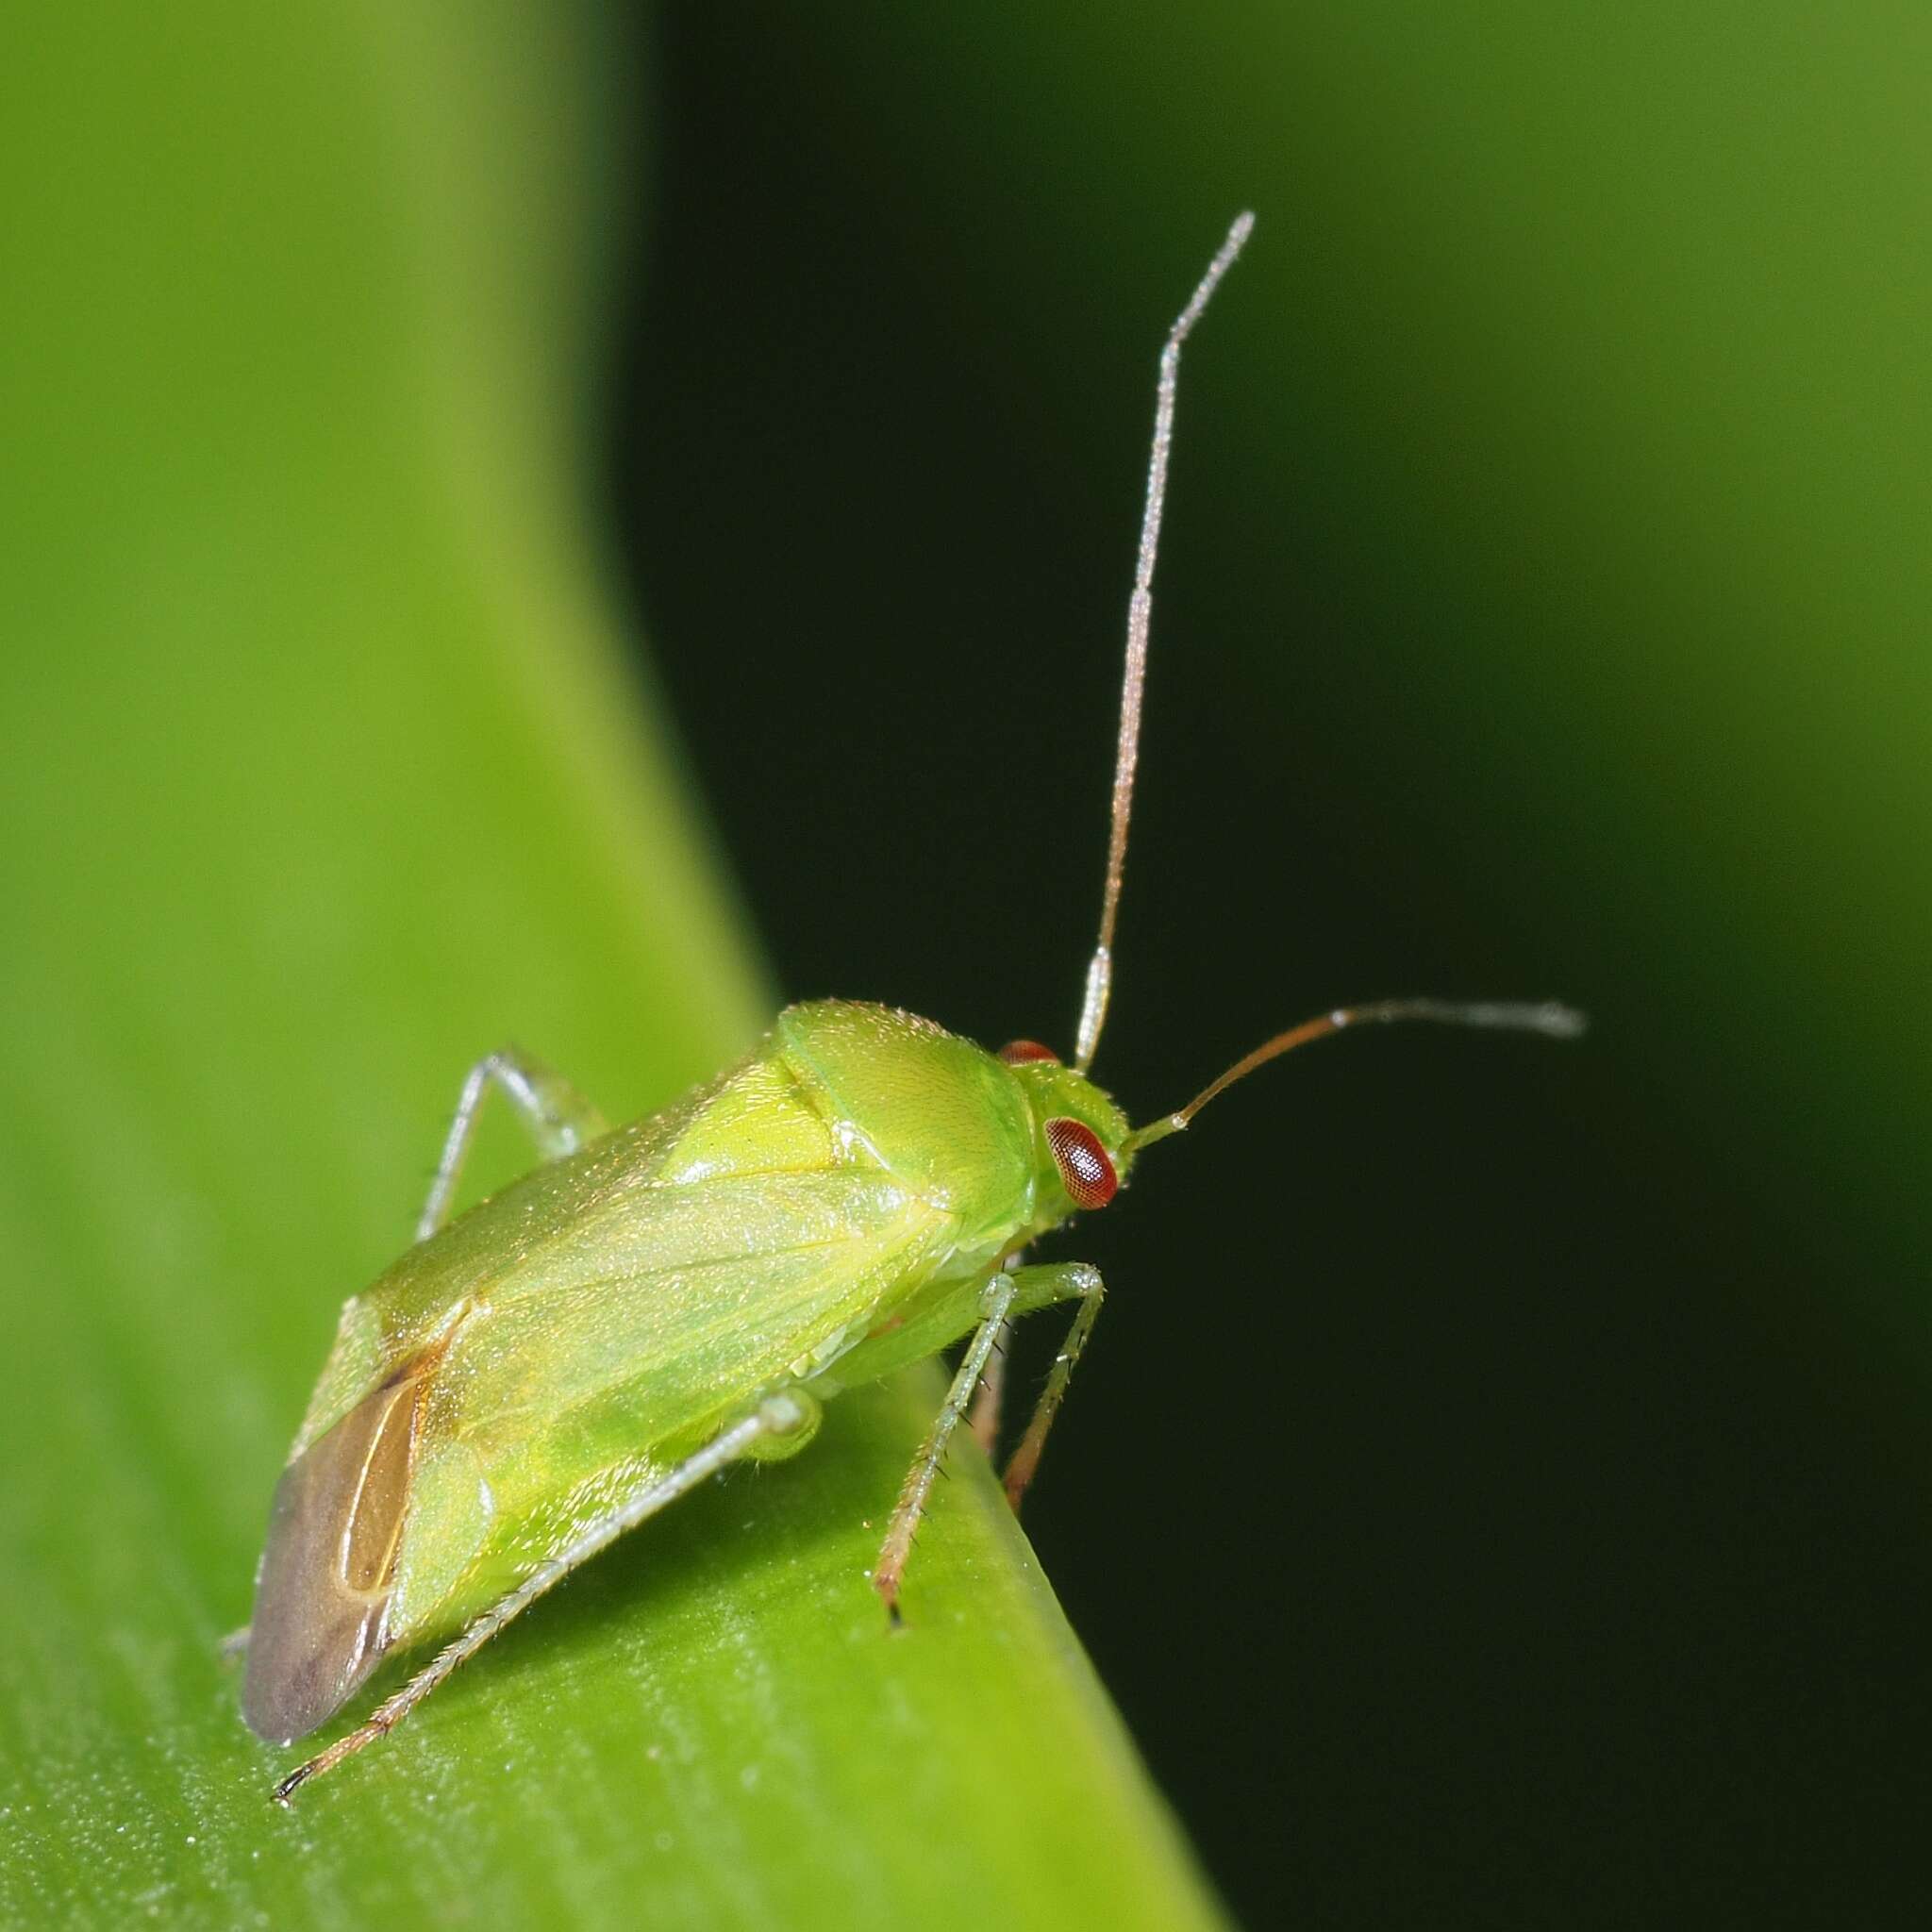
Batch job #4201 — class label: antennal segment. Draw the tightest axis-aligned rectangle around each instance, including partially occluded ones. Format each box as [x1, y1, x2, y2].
[1074, 210, 1255, 1073]
[1123, 998, 1587, 1153]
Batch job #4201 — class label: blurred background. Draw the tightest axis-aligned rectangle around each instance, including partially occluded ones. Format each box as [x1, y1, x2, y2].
[620, 8, 1930, 1924]
[4, 4, 1928, 1926]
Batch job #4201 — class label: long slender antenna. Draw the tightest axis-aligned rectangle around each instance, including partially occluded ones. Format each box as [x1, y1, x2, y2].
[1122, 998, 1588, 1154]
[1073, 211, 1255, 1073]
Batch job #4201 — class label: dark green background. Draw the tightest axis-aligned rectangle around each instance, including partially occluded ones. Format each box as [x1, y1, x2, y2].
[618, 8, 1929, 1925]
[5, 3, 1926, 1925]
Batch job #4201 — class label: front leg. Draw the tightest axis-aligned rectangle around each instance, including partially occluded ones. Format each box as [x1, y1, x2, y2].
[967, 1316, 1013, 1458]
[872, 1261, 1100, 1623]
[873, 1273, 1018, 1626]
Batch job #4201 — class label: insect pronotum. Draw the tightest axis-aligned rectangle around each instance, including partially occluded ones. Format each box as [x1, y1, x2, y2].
[241, 212, 1583, 1801]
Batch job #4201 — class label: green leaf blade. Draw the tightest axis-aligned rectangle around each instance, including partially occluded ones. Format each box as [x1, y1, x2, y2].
[0, 7, 1226, 1927]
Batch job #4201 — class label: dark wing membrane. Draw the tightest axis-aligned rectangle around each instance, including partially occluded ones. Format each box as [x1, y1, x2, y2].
[242, 1350, 435, 1744]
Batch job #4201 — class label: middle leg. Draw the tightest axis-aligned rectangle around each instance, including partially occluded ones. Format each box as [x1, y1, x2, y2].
[1002, 1265, 1106, 1514]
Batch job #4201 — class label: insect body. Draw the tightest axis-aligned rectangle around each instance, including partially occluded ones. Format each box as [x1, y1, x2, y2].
[243, 214, 1581, 1799]
[244, 1006, 1129, 1759]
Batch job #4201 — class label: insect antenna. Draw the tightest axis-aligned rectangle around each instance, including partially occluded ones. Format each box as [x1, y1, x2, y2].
[1074, 210, 1256, 1073]
[1122, 998, 1588, 1154]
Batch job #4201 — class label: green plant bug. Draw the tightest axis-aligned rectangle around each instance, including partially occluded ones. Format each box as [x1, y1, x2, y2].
[240, 212, 1584, 1802]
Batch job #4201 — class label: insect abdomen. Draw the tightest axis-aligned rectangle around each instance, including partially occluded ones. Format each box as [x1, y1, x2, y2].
[242, 1348, 438, 1744]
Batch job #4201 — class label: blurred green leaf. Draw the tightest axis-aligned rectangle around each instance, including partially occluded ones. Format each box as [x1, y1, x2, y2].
[0, 8, 1224, 1927]
[769, 0, 1930, 1345]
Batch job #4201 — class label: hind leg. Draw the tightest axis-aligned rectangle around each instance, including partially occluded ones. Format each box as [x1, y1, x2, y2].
[270, 1391, 817, 1802]
[415, 1047, 607, 1240]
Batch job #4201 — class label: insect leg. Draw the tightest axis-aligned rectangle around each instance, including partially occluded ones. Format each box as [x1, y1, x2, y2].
[415, 1047, 608, 1241]
[873, 1273, 1021, 1625]
[967, 1317, 1013, 1458]
[999, 1263, 1107, 1515]
[969, 1254, 1024, 1455]
[269, 1392, 811, 1803]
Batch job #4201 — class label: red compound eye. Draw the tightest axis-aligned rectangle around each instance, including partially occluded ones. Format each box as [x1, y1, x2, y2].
[998, 1040, 1060, 1066]
[1044, 1117, 1118, 1210]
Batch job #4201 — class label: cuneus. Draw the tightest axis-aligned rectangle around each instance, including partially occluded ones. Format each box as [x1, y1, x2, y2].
[240, 213, 1583, 1802]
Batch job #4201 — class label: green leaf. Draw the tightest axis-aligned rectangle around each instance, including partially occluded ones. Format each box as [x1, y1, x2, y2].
[0, 8, 1225, 1926]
